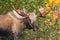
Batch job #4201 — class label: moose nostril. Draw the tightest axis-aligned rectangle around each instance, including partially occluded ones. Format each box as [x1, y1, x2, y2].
[33, 27, 39, 31]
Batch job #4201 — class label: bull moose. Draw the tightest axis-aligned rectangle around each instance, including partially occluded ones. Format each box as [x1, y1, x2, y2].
[0, 9, 39, 40]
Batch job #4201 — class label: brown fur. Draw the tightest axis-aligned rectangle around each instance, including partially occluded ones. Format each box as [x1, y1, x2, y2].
[0, 10, 26, 34]
[0, 9, 38, 40]
[0, 15, 13, 31]
[0, 10, 26, 40]
[0, 9, 31, 40]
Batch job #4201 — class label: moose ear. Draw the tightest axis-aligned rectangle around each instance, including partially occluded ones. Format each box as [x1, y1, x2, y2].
[33, 9, 36, 14]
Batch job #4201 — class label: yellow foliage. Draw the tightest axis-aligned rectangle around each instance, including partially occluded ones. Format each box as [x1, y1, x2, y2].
[55, 0, 60, 4]
[53, 11, 59, 20]
[49, 0, 60, 4]
[45, 3, 49, 7]
[49, 0, 54, 4]
[47, 13, 51, 17]
[45, 3, 51, 13]
[45, 7, 51, 13]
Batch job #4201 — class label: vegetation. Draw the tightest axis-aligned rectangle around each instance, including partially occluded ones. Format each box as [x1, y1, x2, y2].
[0, 0, 60, 40]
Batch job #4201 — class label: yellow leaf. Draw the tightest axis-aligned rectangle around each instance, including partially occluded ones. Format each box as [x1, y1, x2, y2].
[47, 13, 51, 17]
[55, 0, 60, 4]
[49, 0, 53, 3]
[45, 7, 51, 13]
[45, 3, 49, 7]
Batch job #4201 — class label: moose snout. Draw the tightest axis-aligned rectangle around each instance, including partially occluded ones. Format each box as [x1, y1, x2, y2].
[33, 26, 39, 31]
[32, 23, 39, 31]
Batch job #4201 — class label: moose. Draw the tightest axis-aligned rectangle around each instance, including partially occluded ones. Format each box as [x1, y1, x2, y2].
[0, 9, 39, 40]
[0, 6, 46, 40]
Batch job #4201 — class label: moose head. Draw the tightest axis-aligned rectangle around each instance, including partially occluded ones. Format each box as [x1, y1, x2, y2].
[25, 10, 38, 31]
[16, 8, 46, 31]
[16, 9, 39, 31]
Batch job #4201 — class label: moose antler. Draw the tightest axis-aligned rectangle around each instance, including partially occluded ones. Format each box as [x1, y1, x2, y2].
[15, 9, 29, 19]
[38, 6, 46, 17]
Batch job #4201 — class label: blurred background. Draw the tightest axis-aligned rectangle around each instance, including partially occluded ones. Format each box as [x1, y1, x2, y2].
[0, 0, 60, 40]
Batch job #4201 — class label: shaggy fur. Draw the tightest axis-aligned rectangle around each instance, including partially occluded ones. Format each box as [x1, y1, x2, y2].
[0, 9, 38, 40]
